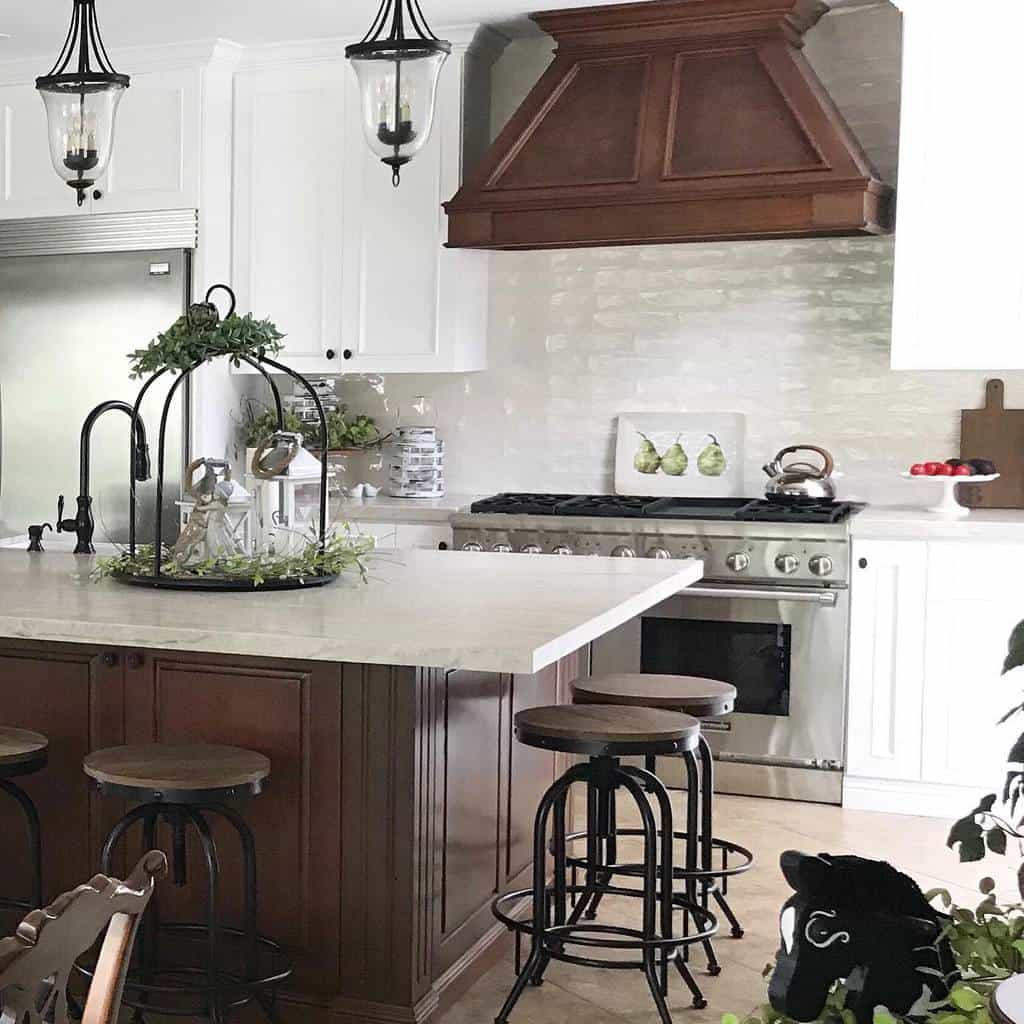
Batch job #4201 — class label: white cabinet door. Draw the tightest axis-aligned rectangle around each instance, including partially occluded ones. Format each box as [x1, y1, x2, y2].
[396, 523, 453, 550]
[891, 1, 1024, 369]
[233, 63, 346, 375]
[846, 540, 928, 781]
[94, 68, 201, 213]
[0, 83, 85, 219]
[920, 542, 1024, 788]
[339, 47, 487, 374]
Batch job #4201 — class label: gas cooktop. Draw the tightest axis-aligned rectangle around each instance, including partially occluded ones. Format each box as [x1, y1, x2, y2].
[468, 493, 866, 525]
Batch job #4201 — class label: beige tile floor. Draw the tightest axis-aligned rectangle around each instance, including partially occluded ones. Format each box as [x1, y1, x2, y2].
[437, 793, 1018, 1024]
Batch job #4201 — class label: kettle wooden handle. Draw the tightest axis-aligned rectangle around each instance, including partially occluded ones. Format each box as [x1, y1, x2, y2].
[775, 445, 834, 478]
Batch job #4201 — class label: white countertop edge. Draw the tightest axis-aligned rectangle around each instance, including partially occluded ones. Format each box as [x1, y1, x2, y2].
[0, 555, 705, 676]
[527, 558, 703, 673]
[329, 493, 482, 524]
[852, 506, 1024, 541]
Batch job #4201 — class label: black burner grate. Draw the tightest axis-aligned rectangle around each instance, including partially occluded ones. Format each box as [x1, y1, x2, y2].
[469, 493, 866, 524]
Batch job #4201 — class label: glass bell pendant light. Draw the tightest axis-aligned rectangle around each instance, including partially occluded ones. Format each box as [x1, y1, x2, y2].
[36, 0, 130, 206]
[345, 0, 450, 187]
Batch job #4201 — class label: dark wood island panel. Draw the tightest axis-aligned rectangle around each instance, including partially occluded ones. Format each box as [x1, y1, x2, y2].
[0, 639, 582, 1023]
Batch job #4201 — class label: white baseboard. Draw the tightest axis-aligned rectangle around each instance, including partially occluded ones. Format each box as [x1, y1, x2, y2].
[843, 775, 982, 820]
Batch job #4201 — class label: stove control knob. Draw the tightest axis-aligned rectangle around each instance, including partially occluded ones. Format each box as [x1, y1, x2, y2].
[491, 543, 513, 553]
[611, 545, 636, 558]
[461, 542, 483, 552]
[521, 544, 542, 555]
[647, 546, 671, 560]
[775, 553, 800, 575]
[809, 554, 834, 577]
[551, 544, 574, 556]
[726, 552, 750, 573]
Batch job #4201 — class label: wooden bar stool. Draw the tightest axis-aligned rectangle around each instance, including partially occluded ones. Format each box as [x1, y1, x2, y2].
[572, 675, 753, 968]
[0, 727, 48, 915]
[491, 705, 716, 1024]
[80, 744, 292, 1024]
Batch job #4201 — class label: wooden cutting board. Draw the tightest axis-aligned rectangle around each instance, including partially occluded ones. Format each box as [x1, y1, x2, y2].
[960, 379, 1024, 508]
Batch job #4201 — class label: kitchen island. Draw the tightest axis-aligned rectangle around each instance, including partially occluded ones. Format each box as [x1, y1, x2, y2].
[0, 549, 702, 1024]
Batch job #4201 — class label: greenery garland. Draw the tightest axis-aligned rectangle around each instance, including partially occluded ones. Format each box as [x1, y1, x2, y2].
[128, 311, 285, 379]
[92, 532, 375, 588]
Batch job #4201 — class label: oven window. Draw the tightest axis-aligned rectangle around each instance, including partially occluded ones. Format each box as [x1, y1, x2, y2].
[641, 618, 791, 716]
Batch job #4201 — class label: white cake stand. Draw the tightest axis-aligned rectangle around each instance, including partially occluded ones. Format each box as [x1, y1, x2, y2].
[900, 472, 1000, 518]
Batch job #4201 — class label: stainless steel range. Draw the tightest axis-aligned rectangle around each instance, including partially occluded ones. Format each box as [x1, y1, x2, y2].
[452, 494, 866, 805]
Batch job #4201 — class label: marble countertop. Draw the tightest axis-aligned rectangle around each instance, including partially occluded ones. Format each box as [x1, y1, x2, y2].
[0, 549, 703, 675]
[852, 505, 1024, 541]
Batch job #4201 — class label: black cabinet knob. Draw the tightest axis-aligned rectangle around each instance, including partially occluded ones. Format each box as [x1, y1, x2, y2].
[343, 349, 353, 360]
[92, 189, 103, 201]
[438, 541, 449, 551]
[326, 349, 336, 360]
[102, 652, 117, 667]
[858, 557, 868, 569]
[127, 653, 144, 670]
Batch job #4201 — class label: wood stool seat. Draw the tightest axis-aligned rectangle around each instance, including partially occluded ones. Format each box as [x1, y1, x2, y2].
[515, 704, 700, 757]
[0, 727, 48, 775]
[573, 674, 737, 718]
[83, 744, 270, 800]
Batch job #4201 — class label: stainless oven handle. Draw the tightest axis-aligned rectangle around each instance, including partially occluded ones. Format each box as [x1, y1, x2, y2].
[681, 585, 838, 606]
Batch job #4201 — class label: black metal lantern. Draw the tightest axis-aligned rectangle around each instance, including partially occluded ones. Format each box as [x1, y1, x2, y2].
[36, 0, 129, 206]
[345, 0, 451, 187]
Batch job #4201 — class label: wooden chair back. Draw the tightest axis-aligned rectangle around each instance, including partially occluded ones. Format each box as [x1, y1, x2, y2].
[0, 850, 167, 1024]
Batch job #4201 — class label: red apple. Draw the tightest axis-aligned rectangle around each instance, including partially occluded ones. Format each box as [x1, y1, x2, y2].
[910, 464, 928, 475]
[952, 464, 973, 477]
[924, 462, 944, 475]
[934, 463, 955, 476]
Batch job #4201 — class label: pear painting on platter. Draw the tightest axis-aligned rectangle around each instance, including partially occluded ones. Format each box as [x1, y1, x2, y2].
[615, 413, 746, 497]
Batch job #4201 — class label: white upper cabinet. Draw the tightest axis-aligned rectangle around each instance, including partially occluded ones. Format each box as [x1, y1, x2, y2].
[233, 27, 498, 376]
[891, 1, 1024, 369]
[0, 82, 83, 219]
[232, 61, 347, 376]
[94, 67, 201, 214]
[0, 51, 221, 220]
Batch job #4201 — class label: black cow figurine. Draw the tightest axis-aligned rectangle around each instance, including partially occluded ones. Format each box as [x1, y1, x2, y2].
[768, 852, 959, 1024]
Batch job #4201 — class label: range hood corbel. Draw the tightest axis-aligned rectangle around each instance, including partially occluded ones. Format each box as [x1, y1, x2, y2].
[444, 0, 894, 250]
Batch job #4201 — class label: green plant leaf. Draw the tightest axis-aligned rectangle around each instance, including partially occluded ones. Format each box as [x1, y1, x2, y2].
[951, 989, 988, 1013]
[987, 827, 1008, 855]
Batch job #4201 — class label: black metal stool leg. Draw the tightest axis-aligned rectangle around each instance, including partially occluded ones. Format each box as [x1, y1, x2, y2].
[494, 765, 586, 1024]
[583, 771, 616, 922]
[100, 804, 160, 875]
[698, 736, 744, 939]
[131, 810, 161, 1024]
[0, 778, 43, 910]
[202, 804, 259, 983]
[684, 749, 720, 975]
[184, 808, 224, 1024]
[616, 769, 673, 1024]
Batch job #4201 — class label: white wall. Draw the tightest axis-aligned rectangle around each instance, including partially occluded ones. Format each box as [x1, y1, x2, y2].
[359, 4, 1024, 505]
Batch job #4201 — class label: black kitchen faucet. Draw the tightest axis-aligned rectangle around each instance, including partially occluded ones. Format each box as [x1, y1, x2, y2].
[57, 401, 152, 554]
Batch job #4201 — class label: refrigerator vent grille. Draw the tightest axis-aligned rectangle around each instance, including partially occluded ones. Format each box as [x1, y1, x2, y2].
[0, 209, 198, 258]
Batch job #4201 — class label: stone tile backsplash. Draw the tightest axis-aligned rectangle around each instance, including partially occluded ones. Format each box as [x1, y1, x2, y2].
[379, 238, 1024, 504]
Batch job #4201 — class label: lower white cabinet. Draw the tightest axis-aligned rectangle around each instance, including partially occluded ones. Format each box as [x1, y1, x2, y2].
[845, 537, 1023, 815]
[846, 540, 928, 783]
[352, 522, 452, 551]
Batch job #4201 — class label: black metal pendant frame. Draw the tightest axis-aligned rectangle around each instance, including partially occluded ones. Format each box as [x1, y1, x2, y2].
[345, 0, 451, 186]
[118, 285, 334, 593]
[344, 0, 451, 59]
[36, 0, 130, 206]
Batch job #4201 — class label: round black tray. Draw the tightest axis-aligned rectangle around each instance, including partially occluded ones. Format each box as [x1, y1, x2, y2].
[110, 572, 337, 592]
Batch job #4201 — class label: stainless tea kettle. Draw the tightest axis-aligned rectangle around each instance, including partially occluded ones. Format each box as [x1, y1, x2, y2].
[763, 445, 836, 501]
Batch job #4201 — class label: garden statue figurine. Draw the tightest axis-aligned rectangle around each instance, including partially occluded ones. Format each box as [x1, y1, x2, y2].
[171, 458, 244, 567]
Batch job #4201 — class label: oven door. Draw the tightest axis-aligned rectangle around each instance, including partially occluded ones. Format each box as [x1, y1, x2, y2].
[590, 583, 849, 799]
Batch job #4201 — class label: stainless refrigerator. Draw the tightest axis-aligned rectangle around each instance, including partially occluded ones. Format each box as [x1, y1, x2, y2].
[0, 246, 190, 545]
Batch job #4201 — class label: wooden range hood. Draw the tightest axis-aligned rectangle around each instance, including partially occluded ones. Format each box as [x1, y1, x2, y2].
[444, 0, 894, 250]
